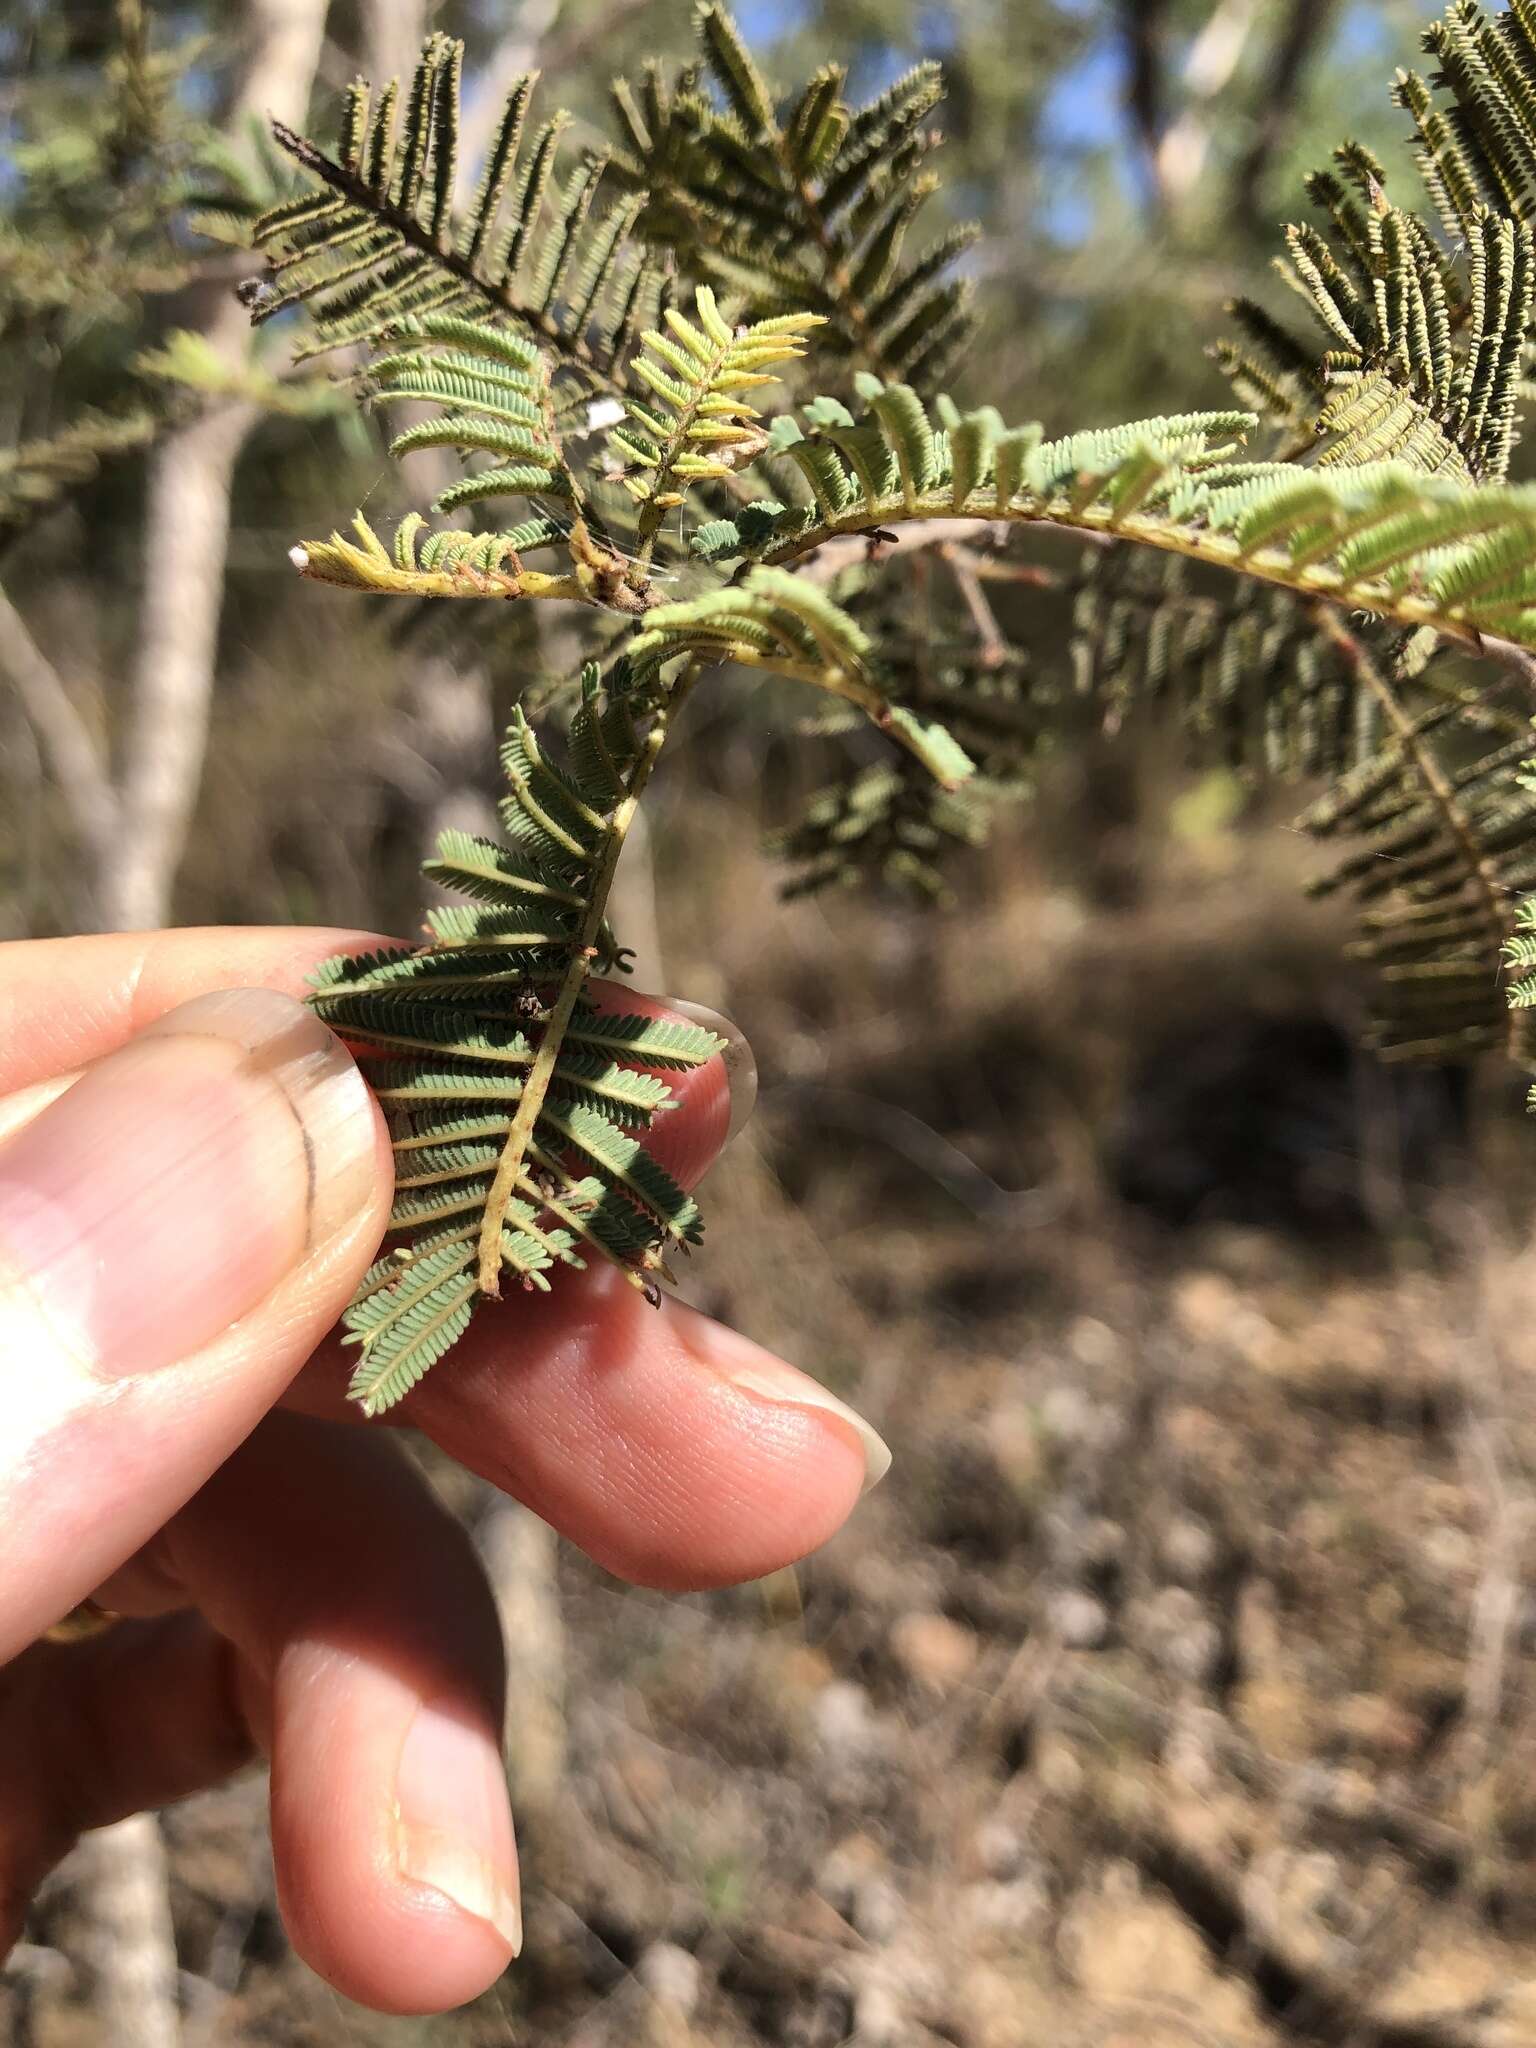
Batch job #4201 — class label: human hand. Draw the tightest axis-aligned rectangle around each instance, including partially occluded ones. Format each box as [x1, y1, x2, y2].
[0, 927, 887, 2013]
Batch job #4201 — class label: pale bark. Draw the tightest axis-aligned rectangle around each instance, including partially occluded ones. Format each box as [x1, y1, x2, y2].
[56, 9, 333, 2040]
[99, 0, 329, 933]
[459, 0, 563, 165]
[459, 0, 661, 166]
[100, 390, 258, 931]
[70, 1818, 180, 2048]
[363, 0, 429, 93]
[479, 1500, 568, 1819]
[235, 0, 332, 131]
[1152, 0, 1261, 207]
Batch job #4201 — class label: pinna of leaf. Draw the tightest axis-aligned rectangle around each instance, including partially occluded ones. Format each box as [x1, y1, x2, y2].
[307, 678, 731, 1418]
[255, 3, 1536, 1413]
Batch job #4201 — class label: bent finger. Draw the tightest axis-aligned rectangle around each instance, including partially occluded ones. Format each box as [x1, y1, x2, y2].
[0, 1612, 249, 1953]
[0, 927, 392, 1096]
[142, 1412, 516, 2014]
[404, 1270, 886, 1589]
[293, 986, 886, 1590]
[0, 1414, 516, 2015]
[0, 988, 392, 1660]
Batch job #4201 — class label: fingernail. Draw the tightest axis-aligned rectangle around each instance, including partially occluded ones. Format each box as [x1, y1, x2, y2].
[394, 1699, 522, 1956]
[0, 988, 377, 1379]
[682, 1313, 891, 1494]
[665, 999, 757, 1144]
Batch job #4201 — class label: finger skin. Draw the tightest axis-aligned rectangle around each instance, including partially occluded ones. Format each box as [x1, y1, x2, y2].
[0, 932, 729, 1201]
[0, 926, 395, 1145]
[0, 1415, 515, 2014]
[405, 1274, 868, 1590]
[0, 953, 732, 1647]
[0, 933, 870, 1599]
[0, 928, 393, 1096]
[0, 994, 395, 1662]
[0, 1612, 249, 1944]
[0, 932, 869, 2009]
[296, 982, 869, 1590]
[177, 1417, 514, 2013]
[98, 1415, 513, 2012]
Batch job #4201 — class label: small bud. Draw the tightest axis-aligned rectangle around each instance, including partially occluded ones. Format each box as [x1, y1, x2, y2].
[288, 545, 310, 572]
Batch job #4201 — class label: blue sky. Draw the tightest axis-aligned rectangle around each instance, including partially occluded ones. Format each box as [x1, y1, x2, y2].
[1044, 0, 1397, 153]
[723, 0, 1420, 244]
[1034, 0, 1418, 236]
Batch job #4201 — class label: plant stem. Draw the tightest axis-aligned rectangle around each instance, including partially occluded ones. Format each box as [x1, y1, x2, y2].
[633, 328, 736, 564]
[267, 119, 631, 398]
[938, 541, 1010, 667]
[475, 660, 701, 1294]
[1312, 602, 1516, 1017]
[764, 491, 1536, 661]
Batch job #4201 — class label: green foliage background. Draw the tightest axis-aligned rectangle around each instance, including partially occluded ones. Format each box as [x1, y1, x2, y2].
[0, 0, 1449, 927]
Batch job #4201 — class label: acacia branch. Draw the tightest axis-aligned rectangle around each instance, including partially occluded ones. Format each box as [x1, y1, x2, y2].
[264, 118, 632, 393]
[1475, 630, 1536, 693]
[1313, 603, 1513, 965]
[765, 491, 1536, 663]
[362, 0, 429, 91]
[937, 540, 1009, 667]
[475, 664, 700, 1294]
[796, 516, 1009, 585]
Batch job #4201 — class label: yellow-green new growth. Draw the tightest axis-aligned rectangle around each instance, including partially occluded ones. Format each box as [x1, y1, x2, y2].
[612, 286, 823, 549]
[243, 1, 1536, 1409]
[288, 510, 588, 602]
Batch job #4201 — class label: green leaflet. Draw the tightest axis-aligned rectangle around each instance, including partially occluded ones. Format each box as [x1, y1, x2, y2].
[288, 504, 586, 602]
[248, 0, 976, 404]
[687, 379, 1536, 656]
[0, 410, 158, 549]
[1219, 15, 1536, 482]
[309, 675, 725, 1414]
[629, 566, 975, 791]
[610, 9, 976, 382]
[250, 37, 667, 393]
[345, 1240, 482, 1414]
[772, 758, 994, 901]
[258, 1, 1536, 1410]
[1298, 680, 1536, 1064]
[612, 286, 821, 541]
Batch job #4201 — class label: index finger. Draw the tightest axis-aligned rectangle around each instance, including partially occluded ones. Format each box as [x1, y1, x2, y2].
[0, 927, 392, 1094]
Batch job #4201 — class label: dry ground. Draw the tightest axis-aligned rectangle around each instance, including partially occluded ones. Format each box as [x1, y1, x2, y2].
[13, 772, 1536, 2047]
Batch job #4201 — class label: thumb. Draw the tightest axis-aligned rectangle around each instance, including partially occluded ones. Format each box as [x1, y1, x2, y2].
[0, 988, 389, 1661]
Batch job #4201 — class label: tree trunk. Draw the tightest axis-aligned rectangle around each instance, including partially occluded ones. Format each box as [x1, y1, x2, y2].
[70, 1818, 180, 2048]
[363, 0, 428, 89]
[61, 9, 333, 2041]
[98, 0, 329, 932]
[100, 388, 257, 931]
[480, 1500, 568, 1821]
[1152, 0, 1260, 207]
